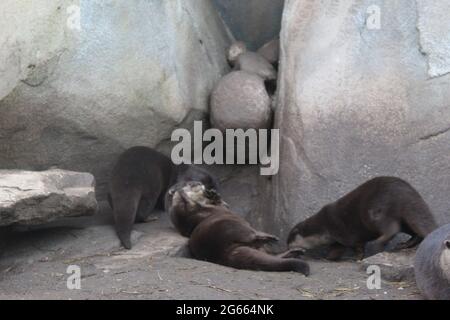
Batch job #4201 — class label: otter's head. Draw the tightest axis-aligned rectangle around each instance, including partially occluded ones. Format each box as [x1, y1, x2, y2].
[165, 181, 227, 213]
[176, 165, 219, 193]
[227, 41, 247, 67]
[440, 239, 450, 281]
[165, 181, 228, 237]
[287, 208, 333, 250]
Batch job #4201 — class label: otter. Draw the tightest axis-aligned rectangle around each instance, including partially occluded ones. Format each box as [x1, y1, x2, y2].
[257, 38, 280, 69]
[165, 181, 228, 237]
[287, 177, 438, 260]
[227, 41, 247, 68]
[414, 223, 450, 300]
[108, 146, 218, 249]
[166, 181, 310, 275]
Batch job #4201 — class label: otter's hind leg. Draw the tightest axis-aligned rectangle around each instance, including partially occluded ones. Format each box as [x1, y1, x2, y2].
[135, 191, 160, 223]
[326, 243, 348, 261]
[277, 248, 305, 259]
[366, 221, 400, 255]
[251, 231, 279, 247]
[226, 246, 310, 276]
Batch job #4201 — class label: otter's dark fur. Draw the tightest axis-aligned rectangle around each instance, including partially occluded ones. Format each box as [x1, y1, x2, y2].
[287, 177, 438, 260]
[109, 146, 217, 249]
[414, 223, 450, 300]
[167, 181, 310, 275]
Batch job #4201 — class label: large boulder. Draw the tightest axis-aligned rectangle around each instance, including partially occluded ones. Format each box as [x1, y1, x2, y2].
[0, 0, 231, 198]
[264, 0, 450, 237]
[212, 0, 285, 50]
[0, 169, 97, 226]
[210, 71, 272, 132]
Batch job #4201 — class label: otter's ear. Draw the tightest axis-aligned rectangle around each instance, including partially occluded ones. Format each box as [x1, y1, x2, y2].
[444, 240, 450, 250]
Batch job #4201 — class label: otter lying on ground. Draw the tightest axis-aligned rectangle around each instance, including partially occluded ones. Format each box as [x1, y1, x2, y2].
[108, 146, 218, 249]
[287, 177, 438, 260]
[166, 181, 310, 275]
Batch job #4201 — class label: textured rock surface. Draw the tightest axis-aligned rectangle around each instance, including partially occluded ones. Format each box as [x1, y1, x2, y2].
[212, 0, 285, 50]
[210, 71, 272, 131]
[257, 39, 280, 66]
[235, 52, 277, 81]
[361, 250, 415, 282]
[417, 0, 450, 78]
[0, 0, 231, 198]
[265, 0, 450, 237]
[0, 169, 97, 226]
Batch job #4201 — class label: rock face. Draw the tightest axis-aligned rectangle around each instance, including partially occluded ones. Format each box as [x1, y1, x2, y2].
[265, 0, 450, 237]
[212, 0, 285, 50]
[210, 71, 272, 132]
[0, 169, 97, 226]
[0, 0, 231, 198]
[235, 52, 277, 81]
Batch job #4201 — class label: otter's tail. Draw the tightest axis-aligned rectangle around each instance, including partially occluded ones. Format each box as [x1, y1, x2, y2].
[226, 246, 310, 276]
[112, 190, 141, 250]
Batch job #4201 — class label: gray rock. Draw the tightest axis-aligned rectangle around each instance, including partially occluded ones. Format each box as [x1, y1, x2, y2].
[0, 169, 97, 226]
[257, 39, 280, 65]
[212, 0, 285, 50]
[0, 0, 231, 199]
[361, 250, 415, 282]
[417, 1, 450, 78]
[235, 52, 277, 81]
[210, 71, 272, 132]
[262, 0, 450, 237]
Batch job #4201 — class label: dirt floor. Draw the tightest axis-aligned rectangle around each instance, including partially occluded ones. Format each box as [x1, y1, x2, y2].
[0, 166, 422, 300]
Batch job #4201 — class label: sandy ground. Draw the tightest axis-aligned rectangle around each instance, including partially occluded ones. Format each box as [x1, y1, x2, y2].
[0, 166, 422, 300]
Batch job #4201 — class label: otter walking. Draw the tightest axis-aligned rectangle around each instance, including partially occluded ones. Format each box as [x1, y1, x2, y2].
[287, 177, 438, 260]
[109, 146, 218, 249]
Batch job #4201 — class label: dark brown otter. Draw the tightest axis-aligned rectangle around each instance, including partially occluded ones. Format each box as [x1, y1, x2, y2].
[167, 181, 310, 275]
[165, 181, 228, 237]
[287, 177, 438, 260]
[108, 146, 218, 249]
